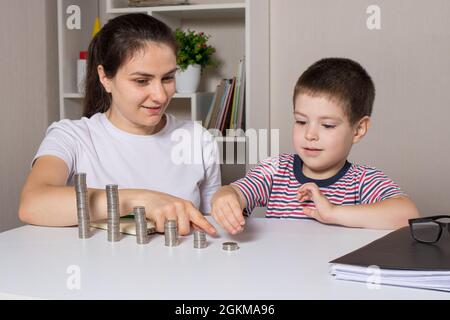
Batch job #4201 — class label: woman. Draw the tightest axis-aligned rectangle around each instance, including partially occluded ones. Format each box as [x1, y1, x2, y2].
[18, 14, 220, 236]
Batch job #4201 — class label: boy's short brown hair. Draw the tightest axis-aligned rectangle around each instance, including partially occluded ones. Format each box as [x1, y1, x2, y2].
[293, 58, 375, 124]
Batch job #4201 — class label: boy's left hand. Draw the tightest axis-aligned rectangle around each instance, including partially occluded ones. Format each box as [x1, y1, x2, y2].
[296, 182, 337, 224]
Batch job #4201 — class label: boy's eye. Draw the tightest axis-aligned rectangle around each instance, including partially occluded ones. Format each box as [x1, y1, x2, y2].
[296, 120, 306, 125]
[323, 124, 336, 129]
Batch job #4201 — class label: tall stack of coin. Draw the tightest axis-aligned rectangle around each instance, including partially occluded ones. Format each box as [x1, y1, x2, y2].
[193, 230, 207, 249]
[106, 184, 120, 242]
[74, 173, 90, 239]
[133, 206, 149, 245]
[164, 219, 179, 247]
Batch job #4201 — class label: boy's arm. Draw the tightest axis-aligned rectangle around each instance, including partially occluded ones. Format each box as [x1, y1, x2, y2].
[210, 185, 247, 234]
[297, 182, 419, 229]
[331, 196, 419, 229]
[211, 157, 277, 234]
[229, 184, 247, 209]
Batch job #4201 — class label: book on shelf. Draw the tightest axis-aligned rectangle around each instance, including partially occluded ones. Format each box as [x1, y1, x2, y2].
[329, 226, 450, 292]
[205, 79, 226, 130]
[205, 57, 245, 134]
[230, 57, 245, 131]
[235, 57, 246, 132]
[219, 77, 236, 132]
[213, 79, 231, 130]
[204, 79, 223, 129]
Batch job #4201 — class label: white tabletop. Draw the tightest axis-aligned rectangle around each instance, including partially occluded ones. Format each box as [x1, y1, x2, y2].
[0, 217, 448, 300]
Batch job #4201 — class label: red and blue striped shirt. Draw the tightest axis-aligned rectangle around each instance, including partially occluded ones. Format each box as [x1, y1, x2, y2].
[232, 154, 406, 219]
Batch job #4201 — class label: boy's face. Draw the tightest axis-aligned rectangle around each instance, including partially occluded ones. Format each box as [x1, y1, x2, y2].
[293, 93, 368, 178]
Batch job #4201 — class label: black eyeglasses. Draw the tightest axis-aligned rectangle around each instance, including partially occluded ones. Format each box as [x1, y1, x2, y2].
[409, 215, 450, 244]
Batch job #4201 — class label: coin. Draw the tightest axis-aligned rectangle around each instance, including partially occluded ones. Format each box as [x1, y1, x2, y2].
[222, 241, 239, 251]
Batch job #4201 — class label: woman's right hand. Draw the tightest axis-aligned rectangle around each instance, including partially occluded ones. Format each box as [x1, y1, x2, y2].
[137, 190, 217, 236]
[19, 155, 216, 235]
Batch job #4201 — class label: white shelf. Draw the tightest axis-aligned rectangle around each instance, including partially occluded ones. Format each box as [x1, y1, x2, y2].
[63, 93, 84, 98]
[107, 3, 245, 19]
[172, 92, 208, 98]
[169, 92, 214, 122]
[58, 0, 270, 182]
[60, 91, 215, 123]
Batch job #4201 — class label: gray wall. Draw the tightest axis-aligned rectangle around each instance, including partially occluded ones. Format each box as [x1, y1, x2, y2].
[0, 0, 59, 232]
[270, 0, 450, 216]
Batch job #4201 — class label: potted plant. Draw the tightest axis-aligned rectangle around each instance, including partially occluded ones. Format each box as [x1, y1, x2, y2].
[174, 28, 218, 93]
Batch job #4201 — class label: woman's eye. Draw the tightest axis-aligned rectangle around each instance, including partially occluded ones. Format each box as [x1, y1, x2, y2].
[296, 120, 306, 125]
[162, 76, 175, 83]
[323, 124, 336, 129]
[134, 79, 149, 85]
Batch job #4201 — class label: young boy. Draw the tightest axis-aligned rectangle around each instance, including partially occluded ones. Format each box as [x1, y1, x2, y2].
[211, 58, 419, 234]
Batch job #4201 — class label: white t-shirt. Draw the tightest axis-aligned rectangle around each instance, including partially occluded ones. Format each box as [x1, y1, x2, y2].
[33, 113, 221, 213]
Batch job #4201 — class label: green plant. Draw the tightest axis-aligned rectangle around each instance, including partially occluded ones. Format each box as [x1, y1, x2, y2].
[174, 28, 219, 71]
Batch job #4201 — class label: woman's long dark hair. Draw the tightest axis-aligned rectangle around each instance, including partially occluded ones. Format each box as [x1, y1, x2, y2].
[83, 13, 178, 118]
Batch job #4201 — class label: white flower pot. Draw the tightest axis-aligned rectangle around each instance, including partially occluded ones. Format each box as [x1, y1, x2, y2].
[176, 64, 201, 93]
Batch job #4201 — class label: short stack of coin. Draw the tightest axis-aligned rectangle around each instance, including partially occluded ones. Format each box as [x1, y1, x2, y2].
[74, 173, 90, 239]
[193, 230, 207, 249]
[106, 184, 121, 242]
[133, 206, 149, 245]
[164, 219, 179, 247]
[222, 241, 240, 252]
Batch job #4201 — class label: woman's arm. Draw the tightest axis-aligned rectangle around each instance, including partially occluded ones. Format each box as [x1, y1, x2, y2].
[19, 156, 216, 235]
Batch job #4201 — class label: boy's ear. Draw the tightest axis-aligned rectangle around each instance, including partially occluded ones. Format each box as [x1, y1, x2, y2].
[97, 65, 112, 93]
[352, 116, 371, 144]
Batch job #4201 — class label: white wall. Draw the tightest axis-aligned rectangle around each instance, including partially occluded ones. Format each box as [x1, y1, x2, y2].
[269, 0, 450, 216]
[0, 0, 59, 232]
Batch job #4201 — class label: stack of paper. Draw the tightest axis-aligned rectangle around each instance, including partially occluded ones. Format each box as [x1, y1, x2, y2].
[330, 263, 450, 292]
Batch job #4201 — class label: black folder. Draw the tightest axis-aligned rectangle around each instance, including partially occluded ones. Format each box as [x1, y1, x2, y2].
[329, 226, 450, 292]
[330, 226, 450, 270]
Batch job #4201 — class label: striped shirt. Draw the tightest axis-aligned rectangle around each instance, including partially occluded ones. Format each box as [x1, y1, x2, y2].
[232, 154, 406, 219]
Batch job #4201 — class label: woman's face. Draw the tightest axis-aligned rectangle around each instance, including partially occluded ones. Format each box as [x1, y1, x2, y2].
[99, 42, 177, 135]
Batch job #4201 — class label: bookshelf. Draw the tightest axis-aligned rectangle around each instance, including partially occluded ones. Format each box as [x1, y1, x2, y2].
[57, 0, 270, 185]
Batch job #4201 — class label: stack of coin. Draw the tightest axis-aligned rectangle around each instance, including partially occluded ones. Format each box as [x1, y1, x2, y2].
[193, 230, 207, 249]
[164, 219, 179, 247]
[106, 184, 121, 242]
[74, 173, 90, 239]
[133, 206, 149, 245]
[222, 241, 240, 252]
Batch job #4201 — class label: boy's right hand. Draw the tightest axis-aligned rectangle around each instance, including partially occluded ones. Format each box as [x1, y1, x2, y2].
[211, 185, 246, 235]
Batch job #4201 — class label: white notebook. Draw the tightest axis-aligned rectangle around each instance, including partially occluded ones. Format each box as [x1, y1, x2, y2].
[90, 217, 157, 235]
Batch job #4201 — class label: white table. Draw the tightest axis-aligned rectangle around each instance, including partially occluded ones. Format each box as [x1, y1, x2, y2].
[0, 218, 448, 299]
